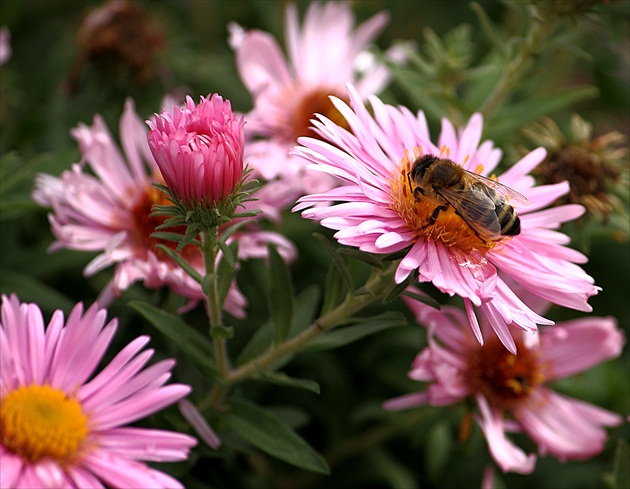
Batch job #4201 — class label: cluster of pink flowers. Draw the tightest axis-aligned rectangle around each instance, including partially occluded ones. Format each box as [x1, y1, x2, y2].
[33, 97, 295, 314]
[291, 81, 624, 471]
[3, 2, 622, 487]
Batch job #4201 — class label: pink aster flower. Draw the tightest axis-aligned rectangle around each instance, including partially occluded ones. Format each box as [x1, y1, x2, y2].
[229, 1, 390, 206]
[33, 98, 295, 313]
[293, 83, 599, 352]
[0, 27, 10, 66]
[0, 294, 197, 488]
[147, 93, 245, 207]
[384, 295, 624, 473]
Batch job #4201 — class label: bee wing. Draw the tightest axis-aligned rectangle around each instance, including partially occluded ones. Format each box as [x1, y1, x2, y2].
[437, 186, 502, 241]
[462, 170, 529, 206]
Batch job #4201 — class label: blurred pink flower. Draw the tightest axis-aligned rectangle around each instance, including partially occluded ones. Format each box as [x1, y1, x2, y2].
[384, 296, 624, 473]
[0, 27, 10, 66]
[294, 83, 599, 352]
[147, 94, 245, 207]
[229, 1, 390, 206]
[33, 99, 295, 313]
[0, 294, 197, 488]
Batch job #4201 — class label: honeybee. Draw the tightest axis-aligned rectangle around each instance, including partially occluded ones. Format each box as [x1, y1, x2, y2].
[408, 155, 528, 242]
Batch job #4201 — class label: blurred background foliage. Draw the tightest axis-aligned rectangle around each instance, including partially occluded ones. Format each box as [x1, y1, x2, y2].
[0, 1, 628, 488]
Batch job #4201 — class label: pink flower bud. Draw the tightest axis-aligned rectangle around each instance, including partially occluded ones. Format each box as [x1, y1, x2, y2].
[147, 94, 245, 206]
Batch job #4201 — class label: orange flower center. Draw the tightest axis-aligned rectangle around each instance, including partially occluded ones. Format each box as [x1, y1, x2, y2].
[288, 87, 351, 143]
[389, 147, 500, 256]
[129, 184, 199, 262]
[1, 385, 89, 464]
[464, 338, 544, 409]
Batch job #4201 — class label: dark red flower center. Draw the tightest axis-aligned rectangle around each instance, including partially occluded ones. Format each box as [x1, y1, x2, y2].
[464, 338, 543, 410]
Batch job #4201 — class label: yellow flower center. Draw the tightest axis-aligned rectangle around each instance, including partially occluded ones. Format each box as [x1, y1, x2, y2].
[465, 338, 544, 409]
[1, 384, 89, 464]
[389, 147, 496, 255]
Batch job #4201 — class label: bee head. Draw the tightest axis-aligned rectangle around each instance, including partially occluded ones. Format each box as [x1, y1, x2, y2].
[410, 155, 440, 182]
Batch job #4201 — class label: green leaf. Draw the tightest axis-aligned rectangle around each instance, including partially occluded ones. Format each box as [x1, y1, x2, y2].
[257, 369, 321, 395]
[306, 312, 408, 352]
[365, 448, 418, 489]
[607, 438, 630, 489]
[313, 233, 353, 291]
[320, 261, 347, 315]
[487, 85, 598, 141]
[0, 270, 76, 314]
[426, 421, 452, 483]
[338, 247, 384, 269]
[382, 278, 412, 304]
[401, 290, 441, 310]
[217, 238, 236, 270]
[237, 286, 320, 365]
[129, 301, 219, 382]
[267, 244, 293, 345]
[210, 324, 234, 340]
[223, 399, 329, 474]
[217, 241, 238, 308]
[155, 244, 203, 284]
[149, 231, 185, 244]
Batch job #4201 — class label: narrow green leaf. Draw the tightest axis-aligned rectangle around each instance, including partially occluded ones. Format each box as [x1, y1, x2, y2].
[257, 369, 321, 395]
[320, 262, 346, 315]
[487, 85, 598, 141]
[313, 233, 354, 291]
[401, 290, 441, 310]
[223, 399, 329, 474]
[0, 270, 75, 313]
[155, 244, 202, 284]
[217, 241, 238, 307]
[382, 277, 411, 304]
[217, 238, 236, 270]
[306, 312, 407, 352]
[365, 448, 418, 489]
[267, 244, 293, 345]
[610, 439, 630, 489]
[129, 301, 219, 382]
[338, 247, 384, 269]
[210, 324, 234, 340]
[150, 231, 185, 243]
[427, 421, 452, 483]
[218, 218, 255, 243]
[238, 286, 321, 365]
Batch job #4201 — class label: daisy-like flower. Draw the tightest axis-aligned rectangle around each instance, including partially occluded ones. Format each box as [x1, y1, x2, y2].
[229, 1, 391, 205]
[33, 98, 295, 313]
[294, 83, 599, 352]
[0, 294, 197, 488]
[384, 295, 624, 473]
[0, 27, 10, 66]
[147, 93, 245, 210]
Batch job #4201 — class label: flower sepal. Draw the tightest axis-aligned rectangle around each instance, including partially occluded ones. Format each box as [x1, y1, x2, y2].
[150, 168, 261, 239]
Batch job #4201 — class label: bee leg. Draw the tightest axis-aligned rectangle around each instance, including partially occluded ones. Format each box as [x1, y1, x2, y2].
[413, 187, 425, 202]
[423, 204, 448, 228]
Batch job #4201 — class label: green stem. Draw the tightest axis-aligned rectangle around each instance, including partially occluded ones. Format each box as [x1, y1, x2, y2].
[202, 228, 230, 378]
[478, 6, 550, 119]
[201, 263, 397, 410]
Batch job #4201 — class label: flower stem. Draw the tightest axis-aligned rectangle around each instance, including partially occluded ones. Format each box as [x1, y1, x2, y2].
[201, 262, 398, 409]
[478, 5, 550, 119]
